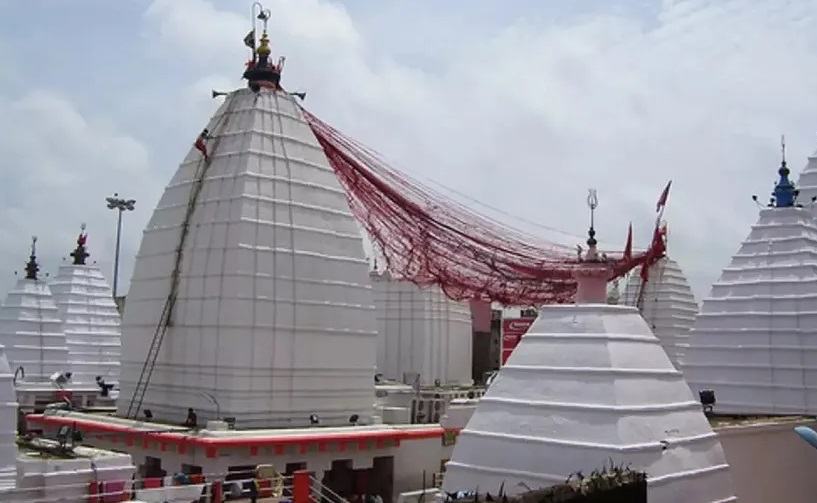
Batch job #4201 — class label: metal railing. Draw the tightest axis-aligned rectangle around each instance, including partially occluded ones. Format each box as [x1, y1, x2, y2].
[308, 475, 349, 503]
[2, 472, 298, 503]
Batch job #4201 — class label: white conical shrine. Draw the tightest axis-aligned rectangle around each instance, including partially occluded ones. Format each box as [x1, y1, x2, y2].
[685, 154, 817, 414]
[117, 31, 377, 427]
[0, 238, 70, 382]
[50, 227, 121, 385]
[0, 345, 17, 490]
[623, 256, 699, 369]
[794, 145, 817, 204]
[442, 202, 735, 503]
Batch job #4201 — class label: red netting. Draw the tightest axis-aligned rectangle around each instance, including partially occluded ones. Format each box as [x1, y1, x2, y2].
[301, 108, 664, 305]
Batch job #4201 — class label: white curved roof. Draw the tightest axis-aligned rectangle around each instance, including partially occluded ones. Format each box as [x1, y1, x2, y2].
[117, 87, 378, 427]
[684, 206, 817, 414]
[623, 257, 699, 369]
[50, 264, 121, 385]
[0, 345, 17, 490]
[442, 303, 735, 503]
[0, 279, 69, 382]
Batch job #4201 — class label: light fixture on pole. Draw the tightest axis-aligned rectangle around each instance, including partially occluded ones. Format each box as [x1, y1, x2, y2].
[105, 193, 136, 299]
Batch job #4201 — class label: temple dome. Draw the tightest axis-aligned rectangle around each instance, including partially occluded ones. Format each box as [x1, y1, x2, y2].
[117, 87, 378, 427]
[50, 263, 121, 385]
[623, 257, 699, 369]
[0, 278, 70, 383]
[684, 206, 817, 414]
[441, 302, 735, 502]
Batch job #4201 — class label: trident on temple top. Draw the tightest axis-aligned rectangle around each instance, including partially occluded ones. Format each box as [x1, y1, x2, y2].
[584, 189, 600, 261]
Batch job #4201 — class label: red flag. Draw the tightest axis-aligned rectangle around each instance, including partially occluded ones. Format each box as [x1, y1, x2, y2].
[640, 223, 667, 282]
[623, 223, 633, 262]
[656, 181, 672, 212]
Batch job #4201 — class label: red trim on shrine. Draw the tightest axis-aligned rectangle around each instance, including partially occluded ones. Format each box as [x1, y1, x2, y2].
[27, 414, 460, 459]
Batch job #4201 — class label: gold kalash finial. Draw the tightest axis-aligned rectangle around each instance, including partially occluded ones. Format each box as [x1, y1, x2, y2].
[256, 30, 271, 58]
[241, 2, 286, 92]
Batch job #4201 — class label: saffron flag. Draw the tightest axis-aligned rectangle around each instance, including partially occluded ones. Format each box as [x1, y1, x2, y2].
[623, 223, 633, 262]
[640, 224, 667, 282]
[243, 30, 255, 48]
[656, 181, 672, 212]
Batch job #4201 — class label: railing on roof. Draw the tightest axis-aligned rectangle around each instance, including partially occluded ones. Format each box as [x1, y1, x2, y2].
[309, 475, 349, 503]
[0, 469, 352, 503]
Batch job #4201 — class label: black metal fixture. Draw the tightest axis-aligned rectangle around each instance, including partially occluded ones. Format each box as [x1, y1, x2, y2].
[699, 389, 715, 415]
[95, 375, 115, 397]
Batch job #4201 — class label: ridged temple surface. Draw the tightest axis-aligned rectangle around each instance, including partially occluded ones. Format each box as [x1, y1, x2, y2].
[794, 148, 817, 205]
[0, 280, 69, 382]
[0, 347, 16, 490]
[623, 257, 699, 369]
[685, 207, 817, 414]
[370, 271, 472, 386]
[442, 304, 735, 503]
[50, 265, 122, 385]
[117, 88, 378, 427]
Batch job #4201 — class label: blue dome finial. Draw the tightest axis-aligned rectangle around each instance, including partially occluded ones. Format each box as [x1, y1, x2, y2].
[771, 134, 798, 208]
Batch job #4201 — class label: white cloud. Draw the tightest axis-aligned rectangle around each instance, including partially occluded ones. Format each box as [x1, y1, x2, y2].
[0, 90, 160, 296]
[3, 0, 816, 302]
[138, 0, 817, 298]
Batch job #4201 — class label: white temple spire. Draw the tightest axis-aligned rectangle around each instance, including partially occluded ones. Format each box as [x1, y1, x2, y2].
[685, 139, 817, 413]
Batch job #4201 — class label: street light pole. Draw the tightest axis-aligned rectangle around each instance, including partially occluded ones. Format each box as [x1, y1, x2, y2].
[106, 193, 136, 299]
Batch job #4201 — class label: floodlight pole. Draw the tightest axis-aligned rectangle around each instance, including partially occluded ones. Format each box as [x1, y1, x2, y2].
[105, 193, 136, 299]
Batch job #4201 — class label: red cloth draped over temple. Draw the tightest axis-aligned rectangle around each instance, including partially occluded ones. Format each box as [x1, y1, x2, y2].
[300, 108, 667, 306]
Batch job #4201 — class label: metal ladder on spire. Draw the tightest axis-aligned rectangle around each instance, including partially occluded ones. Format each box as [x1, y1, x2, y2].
[125, 96, 238, 419]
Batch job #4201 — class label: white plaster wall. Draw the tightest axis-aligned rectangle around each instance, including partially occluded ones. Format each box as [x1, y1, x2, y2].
[0, 347, 17, 490]
[684, 207, 817, 414]
[60, 432, 453, 499]
[0, 280, 70, 382]
[371, 272, 473, 386]
[118, 87, 378, 427]
[50, 265, 121, 385]
[442, 304, 735, 502]
[7, 450, 134, 503]
[715, 419, 817, 503]
[623, 257, 699, 369]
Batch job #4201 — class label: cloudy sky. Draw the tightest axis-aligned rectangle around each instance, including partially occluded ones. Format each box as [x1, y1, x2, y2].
[0, 0, 816, 300]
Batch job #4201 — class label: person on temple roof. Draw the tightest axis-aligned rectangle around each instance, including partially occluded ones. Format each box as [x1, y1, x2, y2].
[194, 129, 211, 162]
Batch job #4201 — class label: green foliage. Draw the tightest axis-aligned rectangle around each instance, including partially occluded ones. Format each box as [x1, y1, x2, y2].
[445, 460, 648, 503]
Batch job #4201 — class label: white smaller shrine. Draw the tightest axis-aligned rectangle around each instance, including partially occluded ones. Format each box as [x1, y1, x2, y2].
[685, 150, 817, 414]
[0, 238, 70, 383]
[442, 194, 735, 503]
[623, 256, 699, 369]
[50, 226, 121, 385]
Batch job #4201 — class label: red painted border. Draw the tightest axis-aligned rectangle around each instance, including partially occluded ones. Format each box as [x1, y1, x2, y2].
[27, 415, 459, 457]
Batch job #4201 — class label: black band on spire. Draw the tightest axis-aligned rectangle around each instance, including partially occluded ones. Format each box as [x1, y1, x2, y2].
[24, 237, 39, 280]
